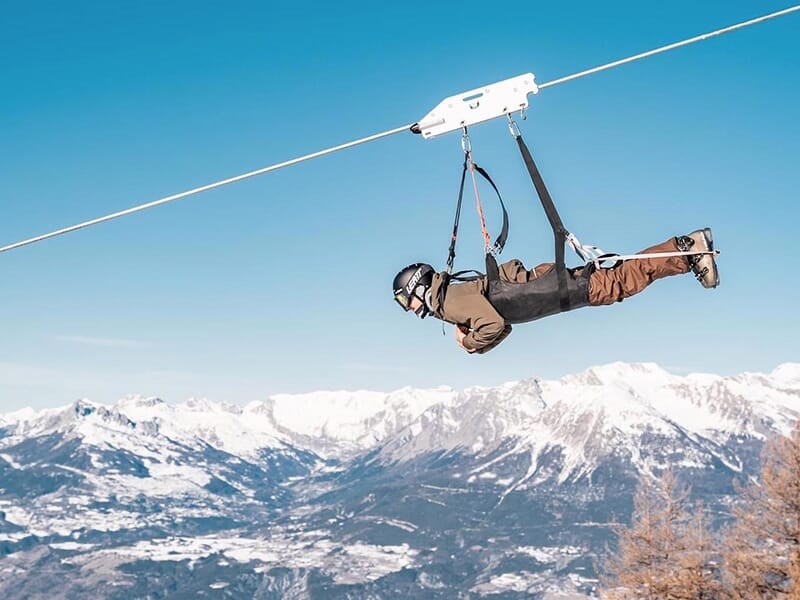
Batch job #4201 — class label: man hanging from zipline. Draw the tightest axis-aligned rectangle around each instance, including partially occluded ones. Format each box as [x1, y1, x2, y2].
[393, 229, 719, 354]
[393, 123, 719, 354]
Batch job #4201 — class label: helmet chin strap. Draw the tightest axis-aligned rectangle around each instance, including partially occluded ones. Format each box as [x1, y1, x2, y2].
[415, 290, 433, 319]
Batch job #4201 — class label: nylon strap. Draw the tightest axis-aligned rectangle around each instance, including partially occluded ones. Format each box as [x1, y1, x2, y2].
[439, 156, 510, 313]
[470, 158, 492, 251]
[471, 161, 509, 254]
[445, 159, 469, 273]
[450, 269, 484, 281]
[443, 154, 508, 272]
[514, 134, 571, 311]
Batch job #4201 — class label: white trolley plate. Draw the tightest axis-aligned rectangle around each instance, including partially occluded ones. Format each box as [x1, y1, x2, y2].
[414, 73, 538, 139]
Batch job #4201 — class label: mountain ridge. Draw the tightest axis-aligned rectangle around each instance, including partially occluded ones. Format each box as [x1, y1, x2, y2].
[3, 362, 798, 463]
[2, 361, 799, 598]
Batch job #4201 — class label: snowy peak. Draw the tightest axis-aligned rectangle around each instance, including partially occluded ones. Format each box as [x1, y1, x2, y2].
[1, 385, 457, 462]
[561, 361, 674, 387]
[378, 379, 548, 461]
[113, 395, 166, 410]
[248, 386, 457, 457]
[771, 362, 800, 385]
[2, 397, 286, 462]
[2, 362, 798, 467]
[374, 362, 800, 481]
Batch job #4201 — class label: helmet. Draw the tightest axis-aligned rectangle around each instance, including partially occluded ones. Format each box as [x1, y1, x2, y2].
[393, 263, 434, 318]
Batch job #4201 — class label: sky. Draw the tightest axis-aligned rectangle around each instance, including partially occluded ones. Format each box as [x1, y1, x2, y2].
[1, 1, 798, 411]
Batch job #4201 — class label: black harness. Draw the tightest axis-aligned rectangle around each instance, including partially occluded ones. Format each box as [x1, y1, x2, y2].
[439, 130, 592, 324]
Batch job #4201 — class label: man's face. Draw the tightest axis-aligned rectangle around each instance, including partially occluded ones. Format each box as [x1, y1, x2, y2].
[408, 296, 424, 315]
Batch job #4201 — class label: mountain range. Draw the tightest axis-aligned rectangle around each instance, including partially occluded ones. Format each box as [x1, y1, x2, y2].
[1, 361, 799, 599]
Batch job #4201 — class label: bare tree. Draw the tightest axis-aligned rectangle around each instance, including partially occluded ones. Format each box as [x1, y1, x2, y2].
[673, 501, 724, 599]
[601, 469, 720, 599]
[602, 473, 662, 599]
[721, 421, 800, 599]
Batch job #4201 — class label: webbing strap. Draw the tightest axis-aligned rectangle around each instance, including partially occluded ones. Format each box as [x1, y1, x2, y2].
[445, 156, 508, 274]
[594, 249, 718, 263]
[445, 159, 469, 273]
[514, 134, 571, 311]
[440, 156, 509, 313]
[470, 159, 492, 251]
[450, 269, 484, 281]
[471, 161, 509, 255]
[439, 160, 469, 317]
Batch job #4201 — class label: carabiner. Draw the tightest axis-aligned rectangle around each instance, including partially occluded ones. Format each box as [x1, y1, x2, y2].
[507, 114, 521, 138]
[461, 126, 472, 155]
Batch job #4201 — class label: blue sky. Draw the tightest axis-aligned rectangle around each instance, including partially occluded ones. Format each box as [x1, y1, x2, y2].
[1, 1, 798, 411]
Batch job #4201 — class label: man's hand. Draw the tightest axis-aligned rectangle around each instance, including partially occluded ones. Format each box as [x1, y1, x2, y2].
[454, 324, 471, 352]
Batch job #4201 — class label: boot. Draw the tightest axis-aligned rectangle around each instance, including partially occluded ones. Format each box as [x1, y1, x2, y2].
[676, 228, 719, 289]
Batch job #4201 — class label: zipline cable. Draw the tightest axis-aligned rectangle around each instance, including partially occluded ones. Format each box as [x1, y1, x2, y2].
[538, 5, 800, 90]
[2, 5, 798, 255]
[0, 124, 413, 254]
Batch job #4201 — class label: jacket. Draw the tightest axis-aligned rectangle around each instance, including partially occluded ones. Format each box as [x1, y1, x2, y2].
[428, 259, 549, 354]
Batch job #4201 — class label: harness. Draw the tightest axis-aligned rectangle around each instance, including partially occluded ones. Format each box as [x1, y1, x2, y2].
[436, 129, 508, 312]
[434, 116, 718, 323]
[438, 119, 597, 323]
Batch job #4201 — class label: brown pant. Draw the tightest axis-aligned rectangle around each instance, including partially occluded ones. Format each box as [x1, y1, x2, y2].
[586, 237, 690, 306]
[502, 237, 690, 306]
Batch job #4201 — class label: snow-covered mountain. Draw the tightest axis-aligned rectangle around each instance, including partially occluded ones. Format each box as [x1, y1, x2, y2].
[378, 362, 800, 478]
[1, 362, 798, 598]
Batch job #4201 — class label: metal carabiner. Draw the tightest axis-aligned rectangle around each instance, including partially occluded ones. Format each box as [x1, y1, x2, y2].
[507, 114, 521, 138]
[461, 126, 472, 155]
